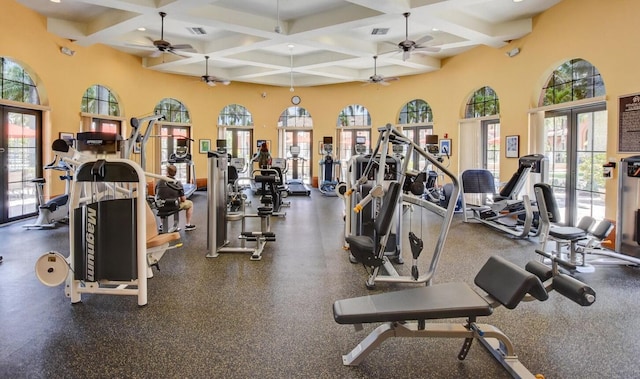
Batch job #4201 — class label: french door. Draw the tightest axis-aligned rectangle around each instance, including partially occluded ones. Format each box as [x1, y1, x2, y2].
[282, 130, 312, 183]
[544, 105, 607, 224]
[224, 128, 253, 164]
[1, 106, 42, 223]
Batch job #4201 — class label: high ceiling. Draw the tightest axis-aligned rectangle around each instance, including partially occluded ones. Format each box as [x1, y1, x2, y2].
[15, 0, 561, 87]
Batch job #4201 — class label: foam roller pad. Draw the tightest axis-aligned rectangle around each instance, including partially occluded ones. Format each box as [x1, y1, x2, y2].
[553, 274, 596, 306]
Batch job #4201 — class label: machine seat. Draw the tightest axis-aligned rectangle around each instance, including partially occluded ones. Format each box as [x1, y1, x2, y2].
[40, 194, 69, 211]
[548, 226, 586, 241]
[345, 236, 374, 260]
[334, 282, 492, 324]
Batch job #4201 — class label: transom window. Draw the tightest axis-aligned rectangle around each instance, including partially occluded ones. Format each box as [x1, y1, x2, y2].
[338, 104, 371, 127]
[81, 85, 119, 116]
[278, 106, 313, 128]
[218, 104, 254, 126]
[465, 86, 500, 118]
[399, 99, 432, 124]
[155, 98, 191, 123]
[80, 85, 122, 134]
[540, 58, 604, 106]
[0, 58, 39, 104]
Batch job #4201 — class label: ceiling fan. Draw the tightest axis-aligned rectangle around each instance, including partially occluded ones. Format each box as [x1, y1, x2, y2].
[139, 12, 195, 58]
[390, 12, 441, 61]
[363, 56, 399, 86]
[201, 56, 230, 86]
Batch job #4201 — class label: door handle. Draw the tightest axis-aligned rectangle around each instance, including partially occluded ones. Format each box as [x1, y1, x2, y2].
[0, 148, 5, 153]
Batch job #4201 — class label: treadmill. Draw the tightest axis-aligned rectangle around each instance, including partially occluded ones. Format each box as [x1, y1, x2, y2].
[287, 146, 311, 196]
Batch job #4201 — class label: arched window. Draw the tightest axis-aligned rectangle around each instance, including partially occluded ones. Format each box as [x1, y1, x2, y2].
[398, 99, 434, 171]
[278, 106, 313, 183]
[155, 98, 194, 186]
[540, 58, 604, 107]
[399, 99, 432, 124]
[80, 84, 122, 134]
[337, 104, 371, 162]
[218, 104, 253, 165]
[465, 86, 500, 118]
[278, 106, 313, 128]
[463, 87, 500, 179]
[537, 58, 607, 224]
[1, 57, 39, 104]
[154, 98, 190, 123]
[0, 57, 42, 222]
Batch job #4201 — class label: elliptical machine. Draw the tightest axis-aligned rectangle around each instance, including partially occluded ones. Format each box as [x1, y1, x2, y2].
[23, 152, 73, 229]
[319, 137, 340, 196]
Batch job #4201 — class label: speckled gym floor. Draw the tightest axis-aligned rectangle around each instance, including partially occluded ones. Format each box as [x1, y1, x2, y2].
[1, 189, 640, 378]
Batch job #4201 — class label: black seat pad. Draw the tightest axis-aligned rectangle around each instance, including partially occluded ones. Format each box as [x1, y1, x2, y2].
[333, 282, 492, 325]
[549, 226, 585, 241]
[345, 235, 374, 258]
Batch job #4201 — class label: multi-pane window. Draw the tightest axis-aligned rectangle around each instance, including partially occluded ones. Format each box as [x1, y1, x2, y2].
[155, 99, 192, 182]
[540, 59, 605, 106]
[155, 98, 191, 123]
[81, 85, 120, 116]
[337, 104, 371, 163]
[219, 104, 253, 164]
[399, 99, 432, 124]
[399, 99, 434, 171]
[483, 120, 500, 181]
[278, 107, 313, 182]
[278, 106, 313, 127]
[80, 85, 122, 135]
[465, 87, 500, 118]
[1, 58, 39, 104]
[218, 104, 253, 126]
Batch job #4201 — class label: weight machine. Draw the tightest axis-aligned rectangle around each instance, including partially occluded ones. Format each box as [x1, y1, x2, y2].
[344, 123, 460, 289]
[35, 133, 181, 305]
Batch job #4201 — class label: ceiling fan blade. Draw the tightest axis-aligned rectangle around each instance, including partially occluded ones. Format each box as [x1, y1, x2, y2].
[149, 50, 163, 58]
[171, 44, 194, 51]
[125, 43, 155, 50]
[167, 49, 189, 58]
[385, 76, 400, 82]
[415, 35, 434, 45]
[415, 46, 441, 53]
[379, 81, 390, 86]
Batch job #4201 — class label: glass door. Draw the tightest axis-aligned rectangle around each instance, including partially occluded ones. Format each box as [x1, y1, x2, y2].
[284, 130, 312, 183]
[544, 105, 607, 224]
[2, 107, 41, 223]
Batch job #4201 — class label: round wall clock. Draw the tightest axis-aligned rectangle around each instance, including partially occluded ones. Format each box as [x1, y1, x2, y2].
[291, 95, 301, 105]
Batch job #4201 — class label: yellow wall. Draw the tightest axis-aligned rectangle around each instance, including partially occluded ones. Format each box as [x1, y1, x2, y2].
[2, 0, 640, 221]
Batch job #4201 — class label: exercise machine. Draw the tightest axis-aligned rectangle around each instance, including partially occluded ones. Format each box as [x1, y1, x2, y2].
[460, 154, 546, 239]
[319, 137, 340, 196]
[168, 137, 197, 198]
[333, 252, 595, 377]
[206, 151, 277, 260]
[535, 182, 640, 272]
[345, 124, 460, 289]
[616, 156, 640, 260]
[286, 146, 311, 196]
[34, 133, 181, 305]
[23, 154, 73, 229]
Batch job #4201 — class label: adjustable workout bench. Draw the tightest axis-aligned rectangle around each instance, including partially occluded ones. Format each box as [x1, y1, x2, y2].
[333, 255, 595, 378]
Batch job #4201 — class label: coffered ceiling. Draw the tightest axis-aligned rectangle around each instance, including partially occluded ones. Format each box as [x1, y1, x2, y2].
[15, 0, 561, 87]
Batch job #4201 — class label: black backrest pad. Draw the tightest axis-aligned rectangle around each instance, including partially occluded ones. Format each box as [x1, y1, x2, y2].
[374, 182, 401, 237]
[533, 182, 560, 223]
[474, 256, 548, 309]
[461, 169, 496, 194]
